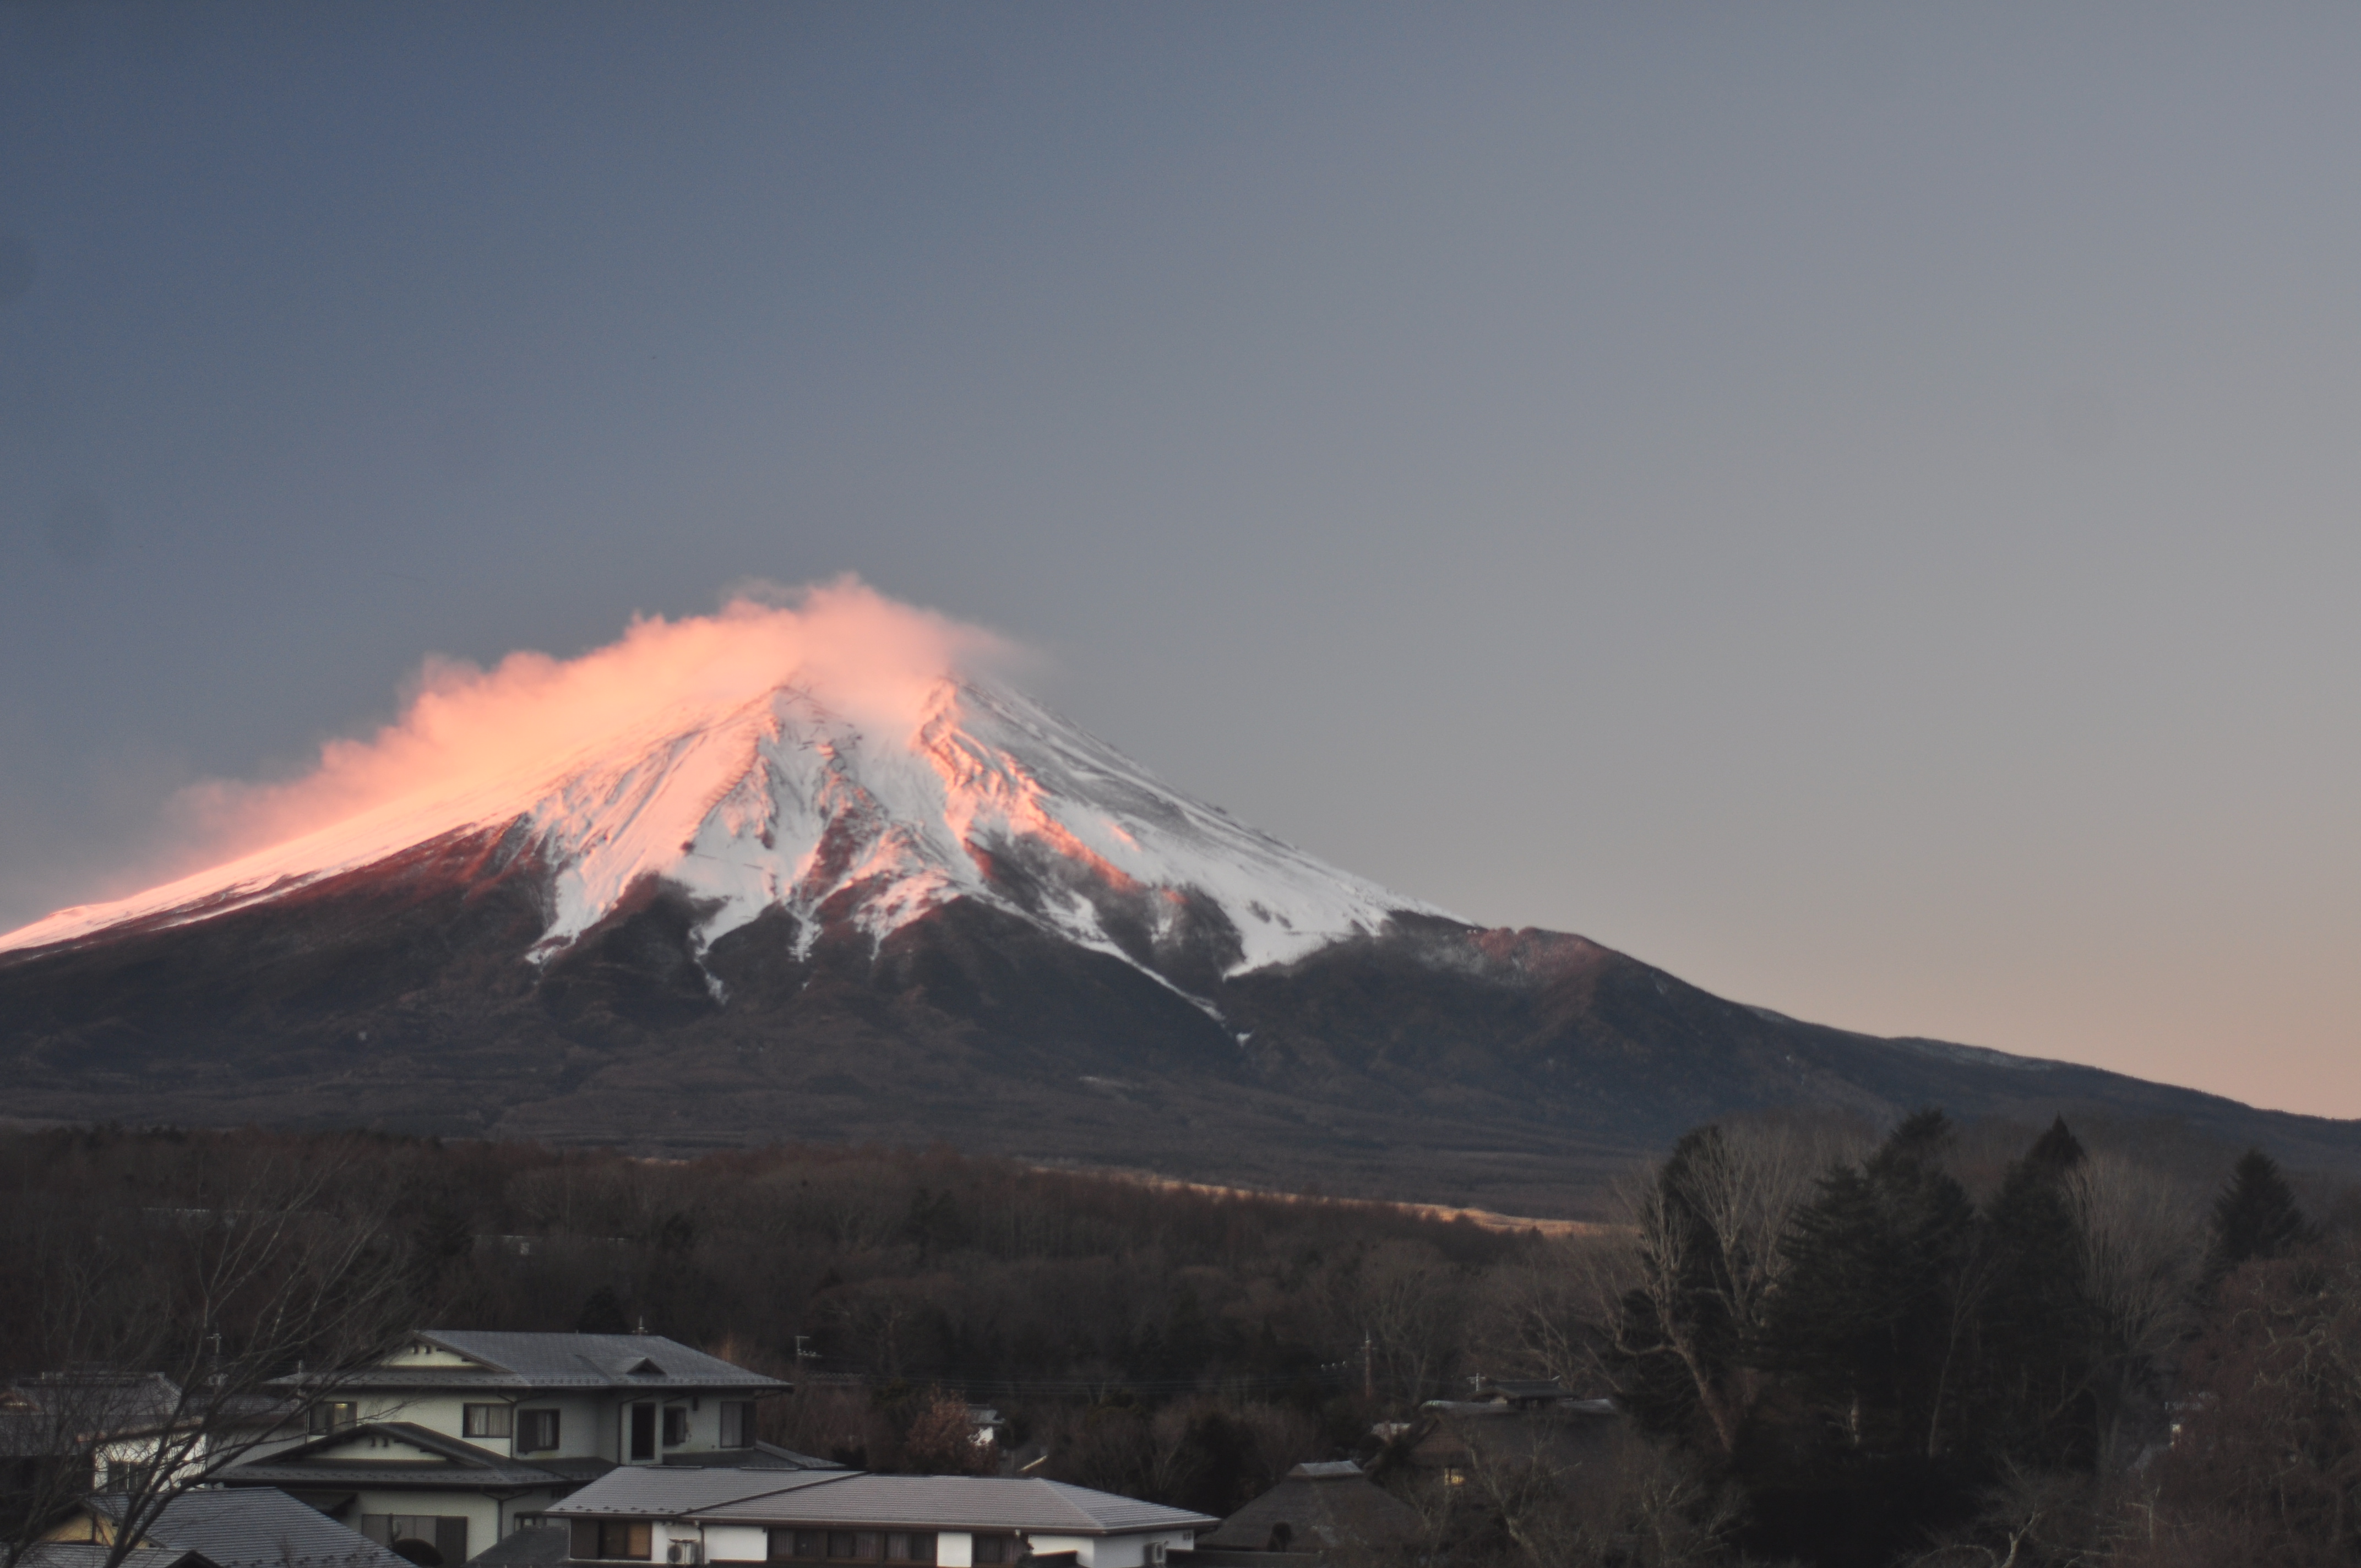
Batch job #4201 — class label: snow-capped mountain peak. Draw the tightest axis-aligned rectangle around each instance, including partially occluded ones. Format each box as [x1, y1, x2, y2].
[0, 675, 1446, 993]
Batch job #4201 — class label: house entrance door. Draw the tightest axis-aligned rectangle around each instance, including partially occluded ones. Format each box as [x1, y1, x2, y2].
[628, 1402, 657, 1462]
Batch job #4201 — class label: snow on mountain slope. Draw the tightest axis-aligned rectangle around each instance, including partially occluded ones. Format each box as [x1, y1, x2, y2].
[0, 676, 1449, 993]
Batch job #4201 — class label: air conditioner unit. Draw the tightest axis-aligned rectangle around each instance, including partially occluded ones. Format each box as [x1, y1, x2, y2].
[1146, 1543, 1167, 1567]
[665, 1543, 704, 1565]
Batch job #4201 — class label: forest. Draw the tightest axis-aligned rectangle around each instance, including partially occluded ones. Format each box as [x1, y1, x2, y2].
[2, 1110, 2356, 1568]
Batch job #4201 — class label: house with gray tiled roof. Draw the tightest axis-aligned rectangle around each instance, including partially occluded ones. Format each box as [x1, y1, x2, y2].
[208, 1333, 798, 1567]
[43, 1486, 407, 1568]
[18, 1544, 219, 1568]
[545, 1467, 1216, 1568]
[1198, 1462, 1418, 1556]
[1, 1370, 302, 1499]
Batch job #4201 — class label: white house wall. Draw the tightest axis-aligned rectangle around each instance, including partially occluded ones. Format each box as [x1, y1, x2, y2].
[339, 1387, 753, 1466]
[602, 1522, 1194, 1568]
[357, 1393, 471, 1433]
[1080, 1532, 1194, 1568]
[699, 1524, 770, 1562]
[523, 1394, 616, 1461]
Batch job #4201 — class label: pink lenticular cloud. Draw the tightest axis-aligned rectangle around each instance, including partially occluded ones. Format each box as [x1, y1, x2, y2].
[175, 577, 1016, 866]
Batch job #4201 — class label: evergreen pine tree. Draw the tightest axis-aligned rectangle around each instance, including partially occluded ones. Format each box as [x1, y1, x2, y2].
[1976, 1117, 2097, 1470]
[1757, 1109, 1979, 1461]
[575, 1284, 631, 1334]
[2023, 1114, 2086, 1175]
[2205, 1147, 2315, 1281]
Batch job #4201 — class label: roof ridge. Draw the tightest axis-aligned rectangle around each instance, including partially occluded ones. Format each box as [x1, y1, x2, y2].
[414, 1332, 510, 1373]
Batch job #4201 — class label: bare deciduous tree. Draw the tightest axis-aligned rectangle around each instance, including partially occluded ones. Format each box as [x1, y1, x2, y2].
[2067, 1151, 2204, 1468]
[1352, 1242, 1470, 1407]
[1490, 1233, 1635, 1393]
[1611, 1114, 1867, 1455]
[2, 1153, 417, 1568]
[1414, 1426, 1739, 1568]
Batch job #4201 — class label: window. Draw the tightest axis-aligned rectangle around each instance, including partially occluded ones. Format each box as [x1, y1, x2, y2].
[569, 1521, 653, 1561]
[628, 1402, 656, 1462]
[766, 1532, 932, 1565]
[463, 1403, 513, 1439]
[361, 1515, 467, 1566]
[661, 1406, 689, 1446]
[971, 1538, 1018, 1566]
[517, 1409, 561, 1452]
[309, 1401, 357, 1436]
[104, 1460, 156, 1495]
[719, 1401, 753, 1448]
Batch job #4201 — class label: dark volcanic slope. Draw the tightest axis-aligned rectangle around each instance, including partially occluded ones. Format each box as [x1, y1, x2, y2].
[4, 832, 2354, 1217]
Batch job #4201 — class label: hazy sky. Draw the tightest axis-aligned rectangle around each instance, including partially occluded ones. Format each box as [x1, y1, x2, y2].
[4, 6, 2358, 1117]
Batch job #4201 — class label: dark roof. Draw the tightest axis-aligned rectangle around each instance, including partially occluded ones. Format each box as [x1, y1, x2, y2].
[20, 1547, 219, 1568]
[1, 1376, 297, 1454]
[714, 1477, 1214, 1536]
[301, 1335, 785, 1395]
[553, 1471, 1217, 1537]
[463, 1525, 571, 1568]
[750, 1442, 845, 1471]
[529, 1458, 621, 1484]
[1283, 1463, 1361, 1480]
[90, 1488, 410, 1568]
[1401, 1404, 1620, 1471]
[213, 1423, 585, 1490]
[545, 1470, 847, 1517]
[1201, 1463, 1421, 1553]
[659, 1443, 844, 1472]
[2, 1375, 184, 1454]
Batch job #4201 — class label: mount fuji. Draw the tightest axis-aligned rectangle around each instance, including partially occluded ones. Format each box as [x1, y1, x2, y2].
[5, 646, 2355, 1212]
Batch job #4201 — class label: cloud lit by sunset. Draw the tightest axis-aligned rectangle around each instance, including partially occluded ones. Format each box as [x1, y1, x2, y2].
[175, 578, 1013, 869]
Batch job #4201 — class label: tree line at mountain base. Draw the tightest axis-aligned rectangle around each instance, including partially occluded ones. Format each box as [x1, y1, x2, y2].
[2, 1114, 2357, 1567]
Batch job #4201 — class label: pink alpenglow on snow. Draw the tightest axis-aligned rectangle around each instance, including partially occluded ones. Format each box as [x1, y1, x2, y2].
[0, 581, 1445, 992]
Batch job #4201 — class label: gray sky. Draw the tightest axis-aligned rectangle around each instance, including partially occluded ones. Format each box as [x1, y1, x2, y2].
[4, 5, 2358, 1116]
